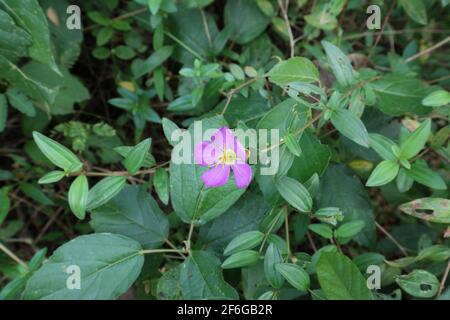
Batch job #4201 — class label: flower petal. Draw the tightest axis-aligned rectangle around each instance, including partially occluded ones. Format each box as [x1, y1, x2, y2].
[211, 127, 246, 161]
[194, 141, 220, 166]
[232, 163, 253, 189]
[201, 165, 231, 188]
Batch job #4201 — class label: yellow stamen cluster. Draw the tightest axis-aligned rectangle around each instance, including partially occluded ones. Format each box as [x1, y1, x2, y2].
[217, 149, 237, 166]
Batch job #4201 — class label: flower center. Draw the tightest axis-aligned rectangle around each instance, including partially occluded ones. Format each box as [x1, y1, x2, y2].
[218, 149, 237, 165]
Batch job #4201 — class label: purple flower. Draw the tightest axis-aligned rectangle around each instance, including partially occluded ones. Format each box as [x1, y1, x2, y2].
[194, 127, 252, 189]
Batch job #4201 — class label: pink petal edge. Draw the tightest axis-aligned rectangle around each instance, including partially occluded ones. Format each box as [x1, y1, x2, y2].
[232, 163, 252, 189]
[194, 141, 220, 166]
[201, 165, 231, 188]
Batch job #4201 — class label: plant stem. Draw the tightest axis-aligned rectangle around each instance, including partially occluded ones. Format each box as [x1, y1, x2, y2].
[259, 207, 285, 253]
[278, 0, 295, 58]
[0, 242, 28, 269]
[70, 161, 170, 177]
[220, 77, 260, 116]
[140, 248, 184, 255]
[260, 111, 324, 153]
[438, 259, 450, 296]
[164, 239, 186, 259]
[185, 221, 195, 255]
[284, 208, 292, 259]
[406, 36, 450, 63]
[375, 221, 408, 256]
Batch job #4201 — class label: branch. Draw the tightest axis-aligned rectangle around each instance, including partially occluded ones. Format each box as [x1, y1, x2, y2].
[406, 36, 450, 63]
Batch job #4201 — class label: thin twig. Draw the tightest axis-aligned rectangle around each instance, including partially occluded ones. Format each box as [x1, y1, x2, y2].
[278, 0, 295, 58]
[258, 207, 285, 254]
[0, 242, 27, 269]
[438, 259, 450, 296]
[367, 0, 396, 58]
[140, 249, 183, 255]
[284, 209, 292, 259]
[306, 231, 317, 252]
[84, 7, 148, 31]
[185, 221, 195, 255]
[200, 9, 212, 49]
[164, 238, 186, 259]
[220, 77, 260, 116]
[70, 161, 170, 177]
[260, 111, 324, 153]
[405, 36, 450, 63]
[375, 221, 408, 256]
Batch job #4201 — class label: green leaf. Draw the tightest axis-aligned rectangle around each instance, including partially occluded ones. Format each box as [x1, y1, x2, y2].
[161, 117, 180, 147]
[314, 207, 344, 226]
[317, 251, 373, 300]
[38, 170, 65, 184]
[157, 264, 182, 300]
[0, 186, 10, 225]
[335, 220, 365, 239]
[23, 234, 144, 299]
[68, 175, 89, 219]
[90, 185, 169, 249]
[0, 56, 57, 104]
[308, 223, 333, 239]
[96, 27, 114, 46]
[370, 74, 430, 116]
[275, 176, 312, 212]
[395, 270, 439, 298]
[399, 119, 431, 160]
[366, 160, 399, 187]
[268, 57, 319, 85]
[275, 263, 310, 292]
[317, 164, 375, 247]
[229, 63, 245, 80]
[22, 63, 90, 115]
[19, 182, 54, 206]
[405, 160, 446, 190]
[385, 257, 417, 268]
[113, 45, 135, 60]
[114, 146, 155, 168]
[331, 108, 370, 148]
[0, 94, 6, 132]
[284, 133, 302, 157]
[396, 168, 414, 192]
[123, 138, 151, 175]
[0, 8, 31, 59]
[221, 250, 260, 269]
[86, 176, 127, 211]
[321, 41, 355, 87]
[0, 0, 60, 74]
[417, 245, 450, 262]
[199, 192, 269, 253]
[369, 133, 397, 161]
[6, 88, 35, 117]
[180, 251, 238, 299]
[167, 9, 218, 64]
[399, 0, 427, 25]
[153, 168, 169, 205]
[224, 0, 270, 44]
[399, 198, 450, 224]
[264, 243, 284, 288]
[224, 231, 264, 256]
[32, 131, 83, 172]
[422, 90, 450, 107]
[288, 131, 331, 182]
[170, 117, 245, 225]
[132, 46, 173, 78]
[92, 47, 110, 60]
[148, 0, 162, 14]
